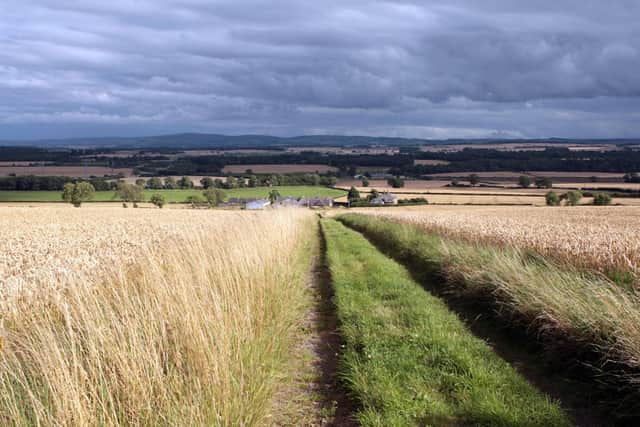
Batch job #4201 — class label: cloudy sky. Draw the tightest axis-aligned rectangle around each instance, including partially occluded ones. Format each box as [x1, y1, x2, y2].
[1, 0, 640, 140]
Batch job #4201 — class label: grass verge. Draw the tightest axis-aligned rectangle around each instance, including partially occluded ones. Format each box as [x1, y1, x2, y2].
[321, 218, 569, 426]
[337, 213, 640, 421]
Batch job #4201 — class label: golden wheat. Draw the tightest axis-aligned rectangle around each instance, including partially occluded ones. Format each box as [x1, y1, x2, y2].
[353, 205, 640, 276]
[0, 207, 314, 426]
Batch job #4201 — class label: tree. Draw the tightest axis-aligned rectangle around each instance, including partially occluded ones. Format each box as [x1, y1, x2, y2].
[468, 174, 480, 186]
[566, 190, 583, 206]
[348, 186, 360, 203]
[518, 175, 532, 188]
[178, 176, 193, 189]
[116, 183, 144, 204]
[268, 189, 281, 204]
[387, 176, 405, 188]
[535, 177, 553, 189]
[62, 182, 95, 207]
[367, 189, 380, 201]
[150, 193, 166, 208]
[185, 195, 205, 207]
[248, 175, 258, 188]
[593, 192, 612, 206]
[362, 177, 370, 187]
[135, 178, 146, 187]
[146, 177, 163, 189]
[225, 176, 238, 189]
[200, 177, 214, 189]
[203, 188, 226, 207]
[164, 176, 178, 189]
[545, 191, 560, 206]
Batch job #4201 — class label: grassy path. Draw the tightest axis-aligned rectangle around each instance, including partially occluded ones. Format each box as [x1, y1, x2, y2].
[321, 218, 569, 426]
[272, 221, 357, 426]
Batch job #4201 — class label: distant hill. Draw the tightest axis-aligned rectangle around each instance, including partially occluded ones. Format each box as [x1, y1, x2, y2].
[1, 133, 639, 149]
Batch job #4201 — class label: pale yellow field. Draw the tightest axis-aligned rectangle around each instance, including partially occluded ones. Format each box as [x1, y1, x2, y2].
[354, 205, 640, 275]
[0, 207, 315, 425]
[554, 182, 640, 190]
[336, 193, 547, 205]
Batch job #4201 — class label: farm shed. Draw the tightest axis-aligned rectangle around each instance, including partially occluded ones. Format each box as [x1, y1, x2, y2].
[299, 197, 334, 208]
[370, 192, 398, 205]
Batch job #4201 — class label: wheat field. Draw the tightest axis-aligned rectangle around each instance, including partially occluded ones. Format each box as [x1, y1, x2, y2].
[0, 207, 314, 426]
[352, 205, 640, 277]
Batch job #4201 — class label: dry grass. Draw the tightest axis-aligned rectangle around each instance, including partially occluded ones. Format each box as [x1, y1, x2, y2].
[352, 205, 640, 278]
[0, 207, 314, 425]
[222, 164, 337, 174]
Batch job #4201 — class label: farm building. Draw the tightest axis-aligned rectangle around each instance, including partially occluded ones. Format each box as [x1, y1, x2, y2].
[370, 192, 398, 205]
[276, 197, 302, 207]
[245, 199, 271, 210]
[274, 197, 334, 208]
[299, 197, 333, 208]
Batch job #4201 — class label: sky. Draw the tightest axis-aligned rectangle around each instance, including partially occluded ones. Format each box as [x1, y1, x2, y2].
[1, 0, 640, 140]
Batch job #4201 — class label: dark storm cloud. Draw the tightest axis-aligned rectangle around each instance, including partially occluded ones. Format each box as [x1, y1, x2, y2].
[1, 0, 639, 139]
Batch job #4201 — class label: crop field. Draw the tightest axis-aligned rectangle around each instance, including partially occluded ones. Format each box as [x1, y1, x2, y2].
[419, 143, 620, 152]
[222, 164, 337, 174]
[0, 166, 134, 177]
[351, 205, 640, 278]
[0, 186, 346, 203]
[337, 211, 640, 422]
[4, 201, 640, 424]
[0, 207, 317, 425]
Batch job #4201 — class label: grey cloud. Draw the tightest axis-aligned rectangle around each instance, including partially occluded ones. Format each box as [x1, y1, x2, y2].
[0, 0, 639, 139]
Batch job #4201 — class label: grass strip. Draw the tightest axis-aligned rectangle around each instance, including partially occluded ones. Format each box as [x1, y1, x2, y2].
[321, 218, 569, 426]
[0, 186, 346, 203]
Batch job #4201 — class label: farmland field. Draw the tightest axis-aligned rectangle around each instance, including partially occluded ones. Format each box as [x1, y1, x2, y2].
[0, 165, 133, 177]
[349, 205, 640, 278]
[222, 164, 337, 173]
[3, 200, 640, 424]
[337, 209, 640, 422]
[0, 186, 346, 203]
[0, 207, 318, 425]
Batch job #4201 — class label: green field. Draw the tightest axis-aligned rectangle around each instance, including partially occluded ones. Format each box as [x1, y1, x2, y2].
[321, 218, 568, 426]
[0, 186, 345, 203]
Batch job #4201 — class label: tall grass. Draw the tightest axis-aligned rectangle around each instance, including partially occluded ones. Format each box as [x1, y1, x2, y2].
[0, 208, 314, 425]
